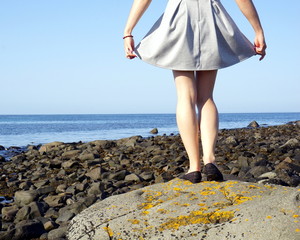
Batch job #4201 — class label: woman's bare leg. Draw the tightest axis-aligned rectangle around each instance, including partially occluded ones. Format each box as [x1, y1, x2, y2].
[195, 70, 218, 165]
[173, 70, 201, 172]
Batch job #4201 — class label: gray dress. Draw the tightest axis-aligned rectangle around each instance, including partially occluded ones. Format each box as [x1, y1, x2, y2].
[135, 0, 256, 71]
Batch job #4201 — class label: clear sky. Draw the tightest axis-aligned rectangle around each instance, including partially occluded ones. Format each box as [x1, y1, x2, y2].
[0, 0, 299, 114]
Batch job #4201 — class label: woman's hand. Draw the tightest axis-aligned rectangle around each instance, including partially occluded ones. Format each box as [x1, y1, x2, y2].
[124, 37, 137, 59]
[254, 32, 267, 61]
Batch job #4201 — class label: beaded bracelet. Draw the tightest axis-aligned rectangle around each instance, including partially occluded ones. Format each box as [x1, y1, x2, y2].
[123, 35, 133, 39]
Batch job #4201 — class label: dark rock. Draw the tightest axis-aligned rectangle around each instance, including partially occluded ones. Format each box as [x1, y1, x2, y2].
[150, 128, 158, 134]
[0, 145, 5, 150]
[0, 155, 5, 162]
[108, 170, 128, 181]
[247, 121, 260, 128]
[14, 219, 46, 240]
[28, 201, 49, 219]
[248, 166, 269, 178]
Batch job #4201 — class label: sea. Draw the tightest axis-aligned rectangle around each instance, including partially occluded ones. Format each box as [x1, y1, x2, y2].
[0, 113, 299, 148]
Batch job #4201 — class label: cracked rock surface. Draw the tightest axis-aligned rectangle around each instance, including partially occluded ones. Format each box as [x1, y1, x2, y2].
[67, 179, 300, 240]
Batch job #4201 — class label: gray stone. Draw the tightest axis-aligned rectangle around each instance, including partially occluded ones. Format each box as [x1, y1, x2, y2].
[56, 184, 67, 193]
[85, 167, 102, 180]
[140, 172, 155, 181]
[238, 156, 250, 168]
[62, 159, 80, 168]
[39, 141, 64, 153]
[224, 136, 238, 146]
[248, 166, 270, 178]
[108, 170, 127, 181]
[62, 150, 81, 160]
[67, 179, 300, 240]
[125, 173, 141, 182]
[79, 153, 99, 161]
[56, 210, 75, 224]
[14, 190, 38, 207]
[43, 194, 66, 208]
[1, 205, 18, 222]
[36, 186, 56, 195]
[87, 182, 105, 196]
[48, 226, 68, 240]
[14, 206, 31, 222]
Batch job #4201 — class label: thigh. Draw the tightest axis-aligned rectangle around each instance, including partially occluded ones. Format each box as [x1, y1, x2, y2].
[173, 70, 196, 99]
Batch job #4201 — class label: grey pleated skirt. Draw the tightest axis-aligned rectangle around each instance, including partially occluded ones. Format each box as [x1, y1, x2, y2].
[135, 0, 256, 71]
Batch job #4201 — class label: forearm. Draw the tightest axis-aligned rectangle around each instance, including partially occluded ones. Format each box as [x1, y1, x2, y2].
[235, 0, 264, 34]
[124, 0, 152, 35]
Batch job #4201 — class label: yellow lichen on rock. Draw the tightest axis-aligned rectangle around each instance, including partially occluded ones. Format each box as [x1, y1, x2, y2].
[127, 219, 140, 224]
[103, 226, 114, 237]
[159, 209, 235, 231]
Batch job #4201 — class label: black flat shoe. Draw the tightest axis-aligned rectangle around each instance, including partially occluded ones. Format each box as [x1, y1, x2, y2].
[204, 163, 224, 181]
[180, 171, 202, 184]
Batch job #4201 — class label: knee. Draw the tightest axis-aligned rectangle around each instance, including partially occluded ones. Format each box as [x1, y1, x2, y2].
[177, 90, 197, 106]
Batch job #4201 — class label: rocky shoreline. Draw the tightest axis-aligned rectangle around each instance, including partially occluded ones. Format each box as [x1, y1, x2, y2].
[0, 121, 300, 240]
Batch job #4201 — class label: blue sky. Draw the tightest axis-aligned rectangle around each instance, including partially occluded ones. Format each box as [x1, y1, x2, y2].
[0, 0, 299, 114]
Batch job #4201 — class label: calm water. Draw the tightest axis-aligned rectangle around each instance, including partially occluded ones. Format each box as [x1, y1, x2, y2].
[0, 113, 299, 148]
